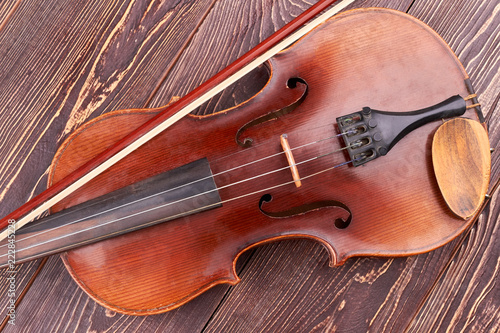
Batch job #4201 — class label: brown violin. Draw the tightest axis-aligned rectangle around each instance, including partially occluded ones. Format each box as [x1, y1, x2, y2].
[0, 6, 491, 315]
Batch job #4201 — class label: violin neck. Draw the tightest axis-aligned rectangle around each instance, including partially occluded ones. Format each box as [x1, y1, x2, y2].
[0, 159, 221, 268]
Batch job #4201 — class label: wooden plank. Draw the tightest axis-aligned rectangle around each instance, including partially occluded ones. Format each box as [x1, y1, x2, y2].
[403, 0, 500, 331]
[0, 260, 41, 327]
[204, 241, 461, 332]
[0, 0, 497, 332]
[148, 0, 356, 109]
[406, 198, 500, 332]
[0, 0, 219, 331]
[0, 0, 321, 331]
[201, 0, 500, 332]
[0, 0, 20, 32]
[2, 255, 248, 332]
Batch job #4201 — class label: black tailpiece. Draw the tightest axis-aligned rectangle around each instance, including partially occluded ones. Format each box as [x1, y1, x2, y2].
[336, 95, 466, 166]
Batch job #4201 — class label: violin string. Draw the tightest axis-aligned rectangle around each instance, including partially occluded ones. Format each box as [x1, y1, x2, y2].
[219, 157, 359, 205]
[2, 131, 355, 253]
[211, 130, 354, 178]
[3, 143, 357, 256]
[0, 130, 352, 246]
[215, 143, 353, 192]
[2, 130, 351, 243]
[1, 154, 361, 259]
[3, 142, 351, 251]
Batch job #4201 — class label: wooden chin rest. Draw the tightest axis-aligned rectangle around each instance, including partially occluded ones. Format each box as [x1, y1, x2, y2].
[432, 118, 491, 220]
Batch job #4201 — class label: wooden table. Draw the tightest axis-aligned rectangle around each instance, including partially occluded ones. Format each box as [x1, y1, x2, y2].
[0, 0, 498, 331]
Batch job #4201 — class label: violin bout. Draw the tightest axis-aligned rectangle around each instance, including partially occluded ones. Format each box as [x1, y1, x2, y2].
[432, 118, 490, 219]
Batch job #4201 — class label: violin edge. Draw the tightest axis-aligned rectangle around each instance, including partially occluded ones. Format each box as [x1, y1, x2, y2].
[46, 7, 488, 316]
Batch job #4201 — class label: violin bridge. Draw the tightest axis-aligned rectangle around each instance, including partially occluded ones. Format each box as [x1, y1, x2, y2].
[280, 134, 302, 188]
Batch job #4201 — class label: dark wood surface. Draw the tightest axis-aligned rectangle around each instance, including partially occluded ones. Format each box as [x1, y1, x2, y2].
[0, 0, 498, 332]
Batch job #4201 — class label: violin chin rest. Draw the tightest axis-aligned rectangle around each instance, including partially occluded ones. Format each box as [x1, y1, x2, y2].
[432, 118, 491, 220]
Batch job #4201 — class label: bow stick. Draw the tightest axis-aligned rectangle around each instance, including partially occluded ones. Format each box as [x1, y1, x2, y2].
[0, 0, 355, 240]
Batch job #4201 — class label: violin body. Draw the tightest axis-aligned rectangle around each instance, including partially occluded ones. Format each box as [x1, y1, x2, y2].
[46, 8, 486, 314]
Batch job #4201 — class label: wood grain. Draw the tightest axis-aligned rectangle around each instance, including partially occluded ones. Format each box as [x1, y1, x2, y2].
[39, 7, 483, 315]
[0, 0, 321, 330]
[0, 0, 20, 33]
[406, 198, 500, 332]
[3, 255, 246, 332]
[404, 1, 500, 331]
[0, 0, 498, 331]
[198, 0, 500, 332]
[0, 0, 219, 330]
[432, 118, 490, 219]
[0, 260, 40, 324]
[203, 239, 463, 332]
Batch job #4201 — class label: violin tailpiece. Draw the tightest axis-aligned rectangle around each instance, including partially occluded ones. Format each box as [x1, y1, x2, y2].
[336, 95, 466, 166]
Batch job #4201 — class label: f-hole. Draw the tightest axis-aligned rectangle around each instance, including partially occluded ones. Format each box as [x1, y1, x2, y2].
[259, 194, 352, 229]
[235, 77, 308, 147]
[287, 77, 306, 89]
[334, 217, 350, 229]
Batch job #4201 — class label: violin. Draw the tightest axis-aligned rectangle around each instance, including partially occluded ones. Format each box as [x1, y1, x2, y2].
[0, 5, 491, 316]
